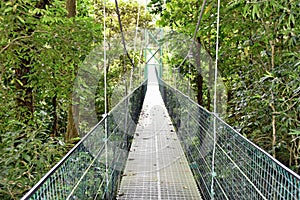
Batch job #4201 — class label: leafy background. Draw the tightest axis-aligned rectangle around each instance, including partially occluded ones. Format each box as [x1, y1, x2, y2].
[0, 0, 299, 199]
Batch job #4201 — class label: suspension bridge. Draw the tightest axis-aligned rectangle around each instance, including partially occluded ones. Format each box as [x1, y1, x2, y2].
[21, 42, 300, 199]
[20, 0, 300, 197]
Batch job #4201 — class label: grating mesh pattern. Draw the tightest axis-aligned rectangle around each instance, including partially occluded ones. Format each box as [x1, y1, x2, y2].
[117, 66, 202, 199]
[21, 82, 147, 200]
[159, 80, 300, 200]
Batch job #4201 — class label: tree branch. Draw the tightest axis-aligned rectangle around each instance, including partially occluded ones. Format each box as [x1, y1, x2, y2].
[0, 35, 32, 54]
[114, 0, 135, 69]
[0, 30, 48, 54]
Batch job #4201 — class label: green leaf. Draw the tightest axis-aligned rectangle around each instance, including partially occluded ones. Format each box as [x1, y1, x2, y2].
[4, 7, 13, 13]
[289, 14, 295, 27]
[289, 129, 300, 136]
[23, 154, 31, 162]
[16, 16, 25, 24]
[15, 79, 23, 86]
[252, 4, 260, 19]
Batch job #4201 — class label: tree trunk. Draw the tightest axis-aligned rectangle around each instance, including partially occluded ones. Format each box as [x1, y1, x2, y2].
[197, 74, 204, 106]
[51, 94, 58, 136]
[65, 103, 79, 142]
[15, 60, 34, 121]
[65, 0, 78, 142]
[207, 55, 213, 111]
[66, 0, 76, 18]
[195, 37, 203, 106]
[226, 88, 232, 114]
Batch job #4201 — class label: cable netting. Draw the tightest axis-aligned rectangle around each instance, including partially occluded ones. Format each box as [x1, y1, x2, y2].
[159, 80, 300, 200]
[21, 81, 147, 200]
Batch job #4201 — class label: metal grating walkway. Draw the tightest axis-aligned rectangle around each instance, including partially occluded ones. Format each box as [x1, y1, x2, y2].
[117, 66, 202, 199]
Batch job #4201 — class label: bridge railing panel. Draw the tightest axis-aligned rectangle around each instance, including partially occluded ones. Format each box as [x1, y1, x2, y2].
[159, 80, 300, 200]
[21, 81, 147, 200]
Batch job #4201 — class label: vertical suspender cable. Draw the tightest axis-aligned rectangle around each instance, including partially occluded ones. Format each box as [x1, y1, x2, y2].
[188, 61, 191, 97]
[103, 0, 108, 196]
[211, 0, 221, 199]
[114, 0, 135, 69]
[176, 0, 207, 70]
[130, 2, 141, 91]
[133, 3, 141, 51]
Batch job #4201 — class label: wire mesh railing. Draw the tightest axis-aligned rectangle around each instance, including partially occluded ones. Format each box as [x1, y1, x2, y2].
[21, 81, 147, 200]
[159, 80, 300, 200]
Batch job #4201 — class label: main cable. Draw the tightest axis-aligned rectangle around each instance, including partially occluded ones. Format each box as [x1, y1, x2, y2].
[176, 0, 207, 70]
[134, 3, 141, 51]
[130, 2, 141, 91]
[103, 0, 108, 196]
[114, 0, 135, 69]
[211, 0, 221, 199]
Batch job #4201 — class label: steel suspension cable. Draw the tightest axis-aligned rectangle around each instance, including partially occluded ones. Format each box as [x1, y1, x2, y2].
[176, 0, 207, 70]
[130, 2, 141, 91]
[134, 3, 141, 51]
[211, 0, 221, 199]
[114, 0, 135, 69]
[103, 0, 108, 196]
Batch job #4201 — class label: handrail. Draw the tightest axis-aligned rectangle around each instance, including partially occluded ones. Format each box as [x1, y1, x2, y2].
[21, 80, 147, 200]
[159, 78, 300, 180]
[158, 78, 300, 199]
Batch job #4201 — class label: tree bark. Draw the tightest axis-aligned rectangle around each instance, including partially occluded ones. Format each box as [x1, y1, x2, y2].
[196, 74, 204, 106]
[15, 61, 34, 120]
[195, 37, 203, 106]
[51, 94, 58, 136]
[207, 53, 213, 111]
[226, 88, 232, 113]
[65, 0, 79, 142]
[65, 103, 79, 142]
[66, 0, 76, 18]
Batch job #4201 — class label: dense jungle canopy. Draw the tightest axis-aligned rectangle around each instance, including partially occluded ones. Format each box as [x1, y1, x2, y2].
[0, 0, 299, 199]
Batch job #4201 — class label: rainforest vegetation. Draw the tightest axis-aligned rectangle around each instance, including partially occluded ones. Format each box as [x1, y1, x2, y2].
[0, 0, 151, 199]
[149, 0, 299, 175]
[0, 0, 299, 199]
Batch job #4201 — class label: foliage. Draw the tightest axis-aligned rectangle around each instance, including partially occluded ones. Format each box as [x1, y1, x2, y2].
[0, 122, 68, 199]
[150, 0, 300, 174]
[94, 0, 153, 35]
[0, 0, 102, 199]
[0, 0, 152, 198]
[92, 0, 153, 112]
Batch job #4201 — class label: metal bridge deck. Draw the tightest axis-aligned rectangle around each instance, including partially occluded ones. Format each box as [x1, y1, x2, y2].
[117, 66, 201, 199]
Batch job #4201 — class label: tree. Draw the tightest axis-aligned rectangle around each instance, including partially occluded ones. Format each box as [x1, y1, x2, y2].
[0, 0, 102, 198]
[149, 0, 218, 109]
[66, 0, 76, 18]
[65, 0, 79, 142]
[92, 0, 153, 110]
